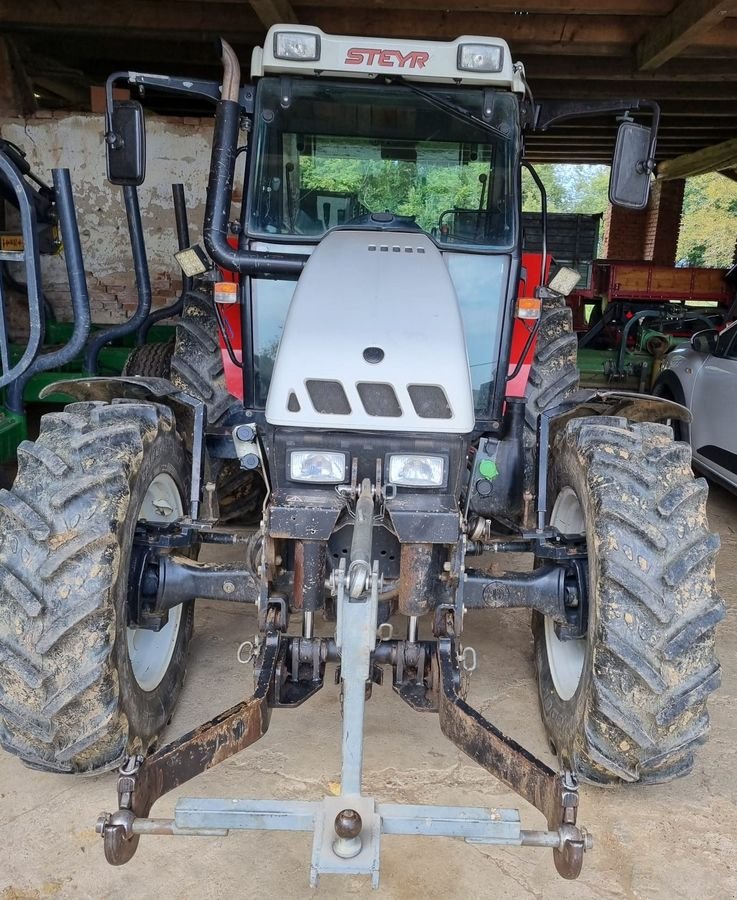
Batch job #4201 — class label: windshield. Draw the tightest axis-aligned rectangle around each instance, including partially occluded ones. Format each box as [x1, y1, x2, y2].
[247, 78, 519, 251]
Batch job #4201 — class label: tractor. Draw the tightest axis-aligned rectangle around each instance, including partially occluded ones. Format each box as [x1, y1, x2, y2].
[0, 27, 723, 887]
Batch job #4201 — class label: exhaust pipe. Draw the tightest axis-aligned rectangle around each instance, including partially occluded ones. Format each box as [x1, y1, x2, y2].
[204, 39, 308, 278]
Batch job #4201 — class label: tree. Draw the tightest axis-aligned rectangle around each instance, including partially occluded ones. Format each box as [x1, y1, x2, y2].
[677, 172, 737, 267]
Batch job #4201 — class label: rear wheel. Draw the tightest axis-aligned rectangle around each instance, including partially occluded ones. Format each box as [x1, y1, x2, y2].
[0, 400, 194, 773]
[533, 416, 723, 784]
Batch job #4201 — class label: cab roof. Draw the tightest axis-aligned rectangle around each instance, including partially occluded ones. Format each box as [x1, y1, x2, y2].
[251, 25, 524, 91]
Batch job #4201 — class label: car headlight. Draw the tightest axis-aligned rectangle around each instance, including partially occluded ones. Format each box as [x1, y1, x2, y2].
[289, 450, 347, 483]
[388, 454, 445, 488]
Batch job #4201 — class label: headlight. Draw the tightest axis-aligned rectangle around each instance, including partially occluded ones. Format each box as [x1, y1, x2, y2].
[388, 454, 445, 488]
[457, 43, 503, 73]
[289, 450, 346, 483]
[274, 32, 321, 61]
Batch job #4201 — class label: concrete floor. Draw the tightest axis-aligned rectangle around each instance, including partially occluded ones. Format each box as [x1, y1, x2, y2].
[1, 483, 736, 900]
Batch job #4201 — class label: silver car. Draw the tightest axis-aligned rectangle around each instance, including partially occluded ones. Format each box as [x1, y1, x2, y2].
[654, 319, 737, 492]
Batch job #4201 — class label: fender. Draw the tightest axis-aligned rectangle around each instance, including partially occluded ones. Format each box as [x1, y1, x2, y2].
[652, 368, 687, 406]
[40, 377, 209, 518]
[534, 390, 691, 530]
[651, 371, 691, 442]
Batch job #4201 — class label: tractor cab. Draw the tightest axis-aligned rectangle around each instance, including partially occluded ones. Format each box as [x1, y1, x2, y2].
[234, 28, 525, 427]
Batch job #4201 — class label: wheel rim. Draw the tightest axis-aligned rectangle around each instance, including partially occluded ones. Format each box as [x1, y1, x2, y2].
[544, 486, 587, 701]
[126, 473, 184, 692]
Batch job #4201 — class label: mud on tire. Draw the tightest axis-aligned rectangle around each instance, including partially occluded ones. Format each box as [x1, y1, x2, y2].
[0, 400, 194, 773]
[533, 416, 723, 785]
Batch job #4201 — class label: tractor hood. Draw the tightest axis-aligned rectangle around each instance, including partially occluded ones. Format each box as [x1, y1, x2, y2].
[265, 230, 475, 433]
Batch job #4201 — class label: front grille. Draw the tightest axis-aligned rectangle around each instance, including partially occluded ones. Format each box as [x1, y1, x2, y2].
[357, 382, 402, 417]
[305, 379, 351, 415]
[407, 384, 452, 419]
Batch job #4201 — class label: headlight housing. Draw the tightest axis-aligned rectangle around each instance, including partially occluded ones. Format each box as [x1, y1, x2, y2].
[274, 32, 321, 62]
[388, 453, 445, 488]
[289, 449, 347, 483]
[457, 43, 504, 73]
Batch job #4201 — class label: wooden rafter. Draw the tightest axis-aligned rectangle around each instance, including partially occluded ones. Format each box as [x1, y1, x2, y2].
[249, 0, 297, 28]
[657, 137, 737, 179]
[637, 0, 737, 71]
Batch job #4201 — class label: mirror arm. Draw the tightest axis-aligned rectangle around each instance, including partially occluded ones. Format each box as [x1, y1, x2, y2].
[534, 97, 660, 180]
[103, 70, 255, 141]
[637, 100, 660, 173]
[104, 71, 131, 150]
[535, 99, 659, 143]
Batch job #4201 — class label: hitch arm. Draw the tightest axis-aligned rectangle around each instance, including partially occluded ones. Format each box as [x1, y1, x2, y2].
[436, 636, 589, 879]
[97, 630, 281, 865]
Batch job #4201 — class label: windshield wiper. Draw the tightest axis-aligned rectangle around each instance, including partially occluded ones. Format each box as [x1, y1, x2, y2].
[393, 78, 512, 143]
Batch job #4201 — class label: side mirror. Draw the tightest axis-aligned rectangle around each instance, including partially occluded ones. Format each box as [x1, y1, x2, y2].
[105, 100, 145, 186]
[609, 121, 652, 210]
[690, 328, 718, 354]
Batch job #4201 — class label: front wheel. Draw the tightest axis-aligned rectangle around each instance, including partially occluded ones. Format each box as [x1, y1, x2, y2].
[533, 416, 723, 785]
[0, 400, 194, 773]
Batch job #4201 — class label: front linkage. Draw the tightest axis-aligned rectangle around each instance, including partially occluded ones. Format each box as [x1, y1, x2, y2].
[97, 476, 591, 886]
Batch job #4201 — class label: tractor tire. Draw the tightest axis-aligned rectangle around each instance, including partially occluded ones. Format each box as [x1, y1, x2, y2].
[533, 416, 723, 785]
[523, 294, 580, 497]
[0, 400, 194, 774]
[122, 339, 175, 379]
[171, 286, 263, 524]
[171, 287, 235, 424]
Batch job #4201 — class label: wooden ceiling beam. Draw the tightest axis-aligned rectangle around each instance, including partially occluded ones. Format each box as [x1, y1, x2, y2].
[6, 4, 737, 55]
[523, 56, 737, 81]
[636, 0, 737, 71]
[294, 0, 672, 13]
[249, 0, 297, 28]
[13, 34, 256, 67]
[532, 80, 737, 100]
[553, 119, 737, 130]
[0, 0, 265, 40]
[657, 137, 737, 178]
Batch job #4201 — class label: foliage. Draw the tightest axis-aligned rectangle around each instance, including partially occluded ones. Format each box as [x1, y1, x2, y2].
[301, 154, 736, 266]
[521, 164, 610, 214]
[300, 153, 494, 234]
[676, 172, 737, 267]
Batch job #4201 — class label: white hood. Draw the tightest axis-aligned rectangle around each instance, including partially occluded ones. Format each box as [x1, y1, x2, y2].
[265, 230, 475, 433]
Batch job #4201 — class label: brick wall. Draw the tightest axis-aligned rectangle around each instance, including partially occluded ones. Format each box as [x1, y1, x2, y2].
[643, 178, 685, 266]
[1, 111, 216, 336]
[601, 178, 685, 263]
[601, 202, 648, 259]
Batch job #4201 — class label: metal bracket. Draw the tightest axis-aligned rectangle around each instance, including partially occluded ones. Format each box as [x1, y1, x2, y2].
[434, 615, 589, 879]
[96, 629, 282, 864]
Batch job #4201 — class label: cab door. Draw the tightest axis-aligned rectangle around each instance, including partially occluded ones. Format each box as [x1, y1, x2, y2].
[690, 323, 737, 484]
